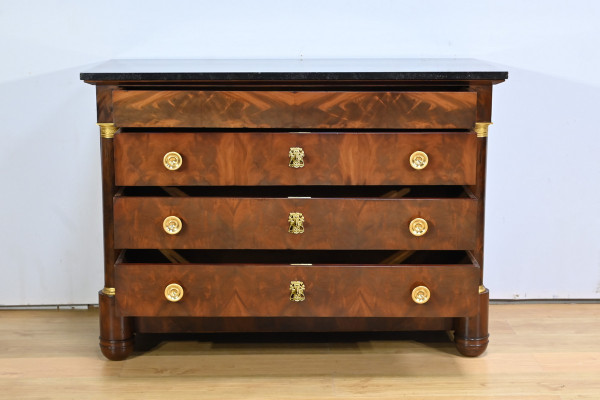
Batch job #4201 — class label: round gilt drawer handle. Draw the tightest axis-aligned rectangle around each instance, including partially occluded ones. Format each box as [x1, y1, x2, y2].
[409, 218, 428, 237]
[163, 216, 183, 235]
[165, 283, 184, 302]
[163, 151, 183, 170]
[409, 151, 428, 170]
[412, 286, 430, 304]
[289, 147, 305, 168]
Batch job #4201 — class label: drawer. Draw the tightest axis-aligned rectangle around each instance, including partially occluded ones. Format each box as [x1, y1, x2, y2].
[114, 250, 480, 318]
[114, 132, 477, 186]
[113, 188, 477, 250]
[112, 90, 477, 129]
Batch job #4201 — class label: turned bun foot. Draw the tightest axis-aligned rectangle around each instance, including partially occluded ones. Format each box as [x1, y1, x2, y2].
[454, 286, 489, 357]
[99, 337, 134, 361]
[99, 290, 134, 360]
[455, 335, 489, 357]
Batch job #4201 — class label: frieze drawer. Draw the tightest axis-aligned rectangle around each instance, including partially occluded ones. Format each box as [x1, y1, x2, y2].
[112, 90, 477, 129]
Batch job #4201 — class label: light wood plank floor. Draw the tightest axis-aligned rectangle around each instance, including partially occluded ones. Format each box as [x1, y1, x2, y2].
[1, 304, 599, 399]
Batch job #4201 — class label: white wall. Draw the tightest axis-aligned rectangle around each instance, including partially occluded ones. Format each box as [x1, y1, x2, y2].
[1, 0, 598, 305]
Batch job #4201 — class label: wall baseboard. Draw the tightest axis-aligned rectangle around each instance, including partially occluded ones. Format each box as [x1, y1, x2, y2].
[0, 304, 98, 310]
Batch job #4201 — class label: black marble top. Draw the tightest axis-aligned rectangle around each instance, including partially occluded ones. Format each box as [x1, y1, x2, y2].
[80, 59, 508, 81]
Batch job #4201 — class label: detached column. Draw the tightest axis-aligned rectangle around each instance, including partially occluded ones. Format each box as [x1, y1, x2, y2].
[96, 89, 133, 360]
[454, 83, 493, 357]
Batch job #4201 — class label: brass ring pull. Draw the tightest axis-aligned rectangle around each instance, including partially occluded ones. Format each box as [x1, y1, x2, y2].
[290, 281, 306, 302]
[288, 212, 305, 234]
[409, 151, 428, 170]
[163, 216, 183, 235]
[163, 151, 183, 170]
[412, 286, 430, 304]
[289, 147, 305, 168]
[165, 283, 184, 302]
[409, 218, 428, 237]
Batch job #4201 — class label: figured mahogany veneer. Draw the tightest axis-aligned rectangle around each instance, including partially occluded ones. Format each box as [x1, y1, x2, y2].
[113, 197, 477, 250]
[112, 90, 477, 129]
[134, 316, 454, 333]
[82, 59, 506, 360]
[114, 132, 478, 186]
[115, 263, 479, 318]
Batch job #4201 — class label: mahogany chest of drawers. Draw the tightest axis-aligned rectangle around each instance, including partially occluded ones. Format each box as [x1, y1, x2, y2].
[81, 59, 507, 360]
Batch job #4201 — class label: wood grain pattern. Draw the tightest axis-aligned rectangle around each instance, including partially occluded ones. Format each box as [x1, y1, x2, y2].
[114, 132, 478, 186]
[453, 83, 494, 356]
[135, 315, 453, 333]
[114, 263, 479, 318]
[95, 85, 116, 123]
[100, 136, 117, 288]
[470, 83, 493, 269]
[455, 288, 489, 357]
[113, 197, 478, 250]
[83, 68, 505, 360]
[2, 305, 597, 399]
[112, 90, 477, 129]
[98, 291, 133, 361]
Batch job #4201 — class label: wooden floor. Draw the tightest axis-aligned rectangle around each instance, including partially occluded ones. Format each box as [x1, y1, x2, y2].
[0, 304, 599, 399]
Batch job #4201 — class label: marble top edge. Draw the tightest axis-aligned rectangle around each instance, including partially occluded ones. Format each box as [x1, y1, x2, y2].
[80, 58, 508, 81]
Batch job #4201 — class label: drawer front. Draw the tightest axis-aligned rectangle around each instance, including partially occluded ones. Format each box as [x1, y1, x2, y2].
[112, 90, 477, 129]
[114, 132, 477, 186]
[113, 197, 477, 250]
[115, 263, 480, 318]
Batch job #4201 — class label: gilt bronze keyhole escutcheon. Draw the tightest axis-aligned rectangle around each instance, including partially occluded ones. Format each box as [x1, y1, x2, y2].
[288, 212, 305, 234]
[290, 281, 306, 302]
[289, 147, 305, 168]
